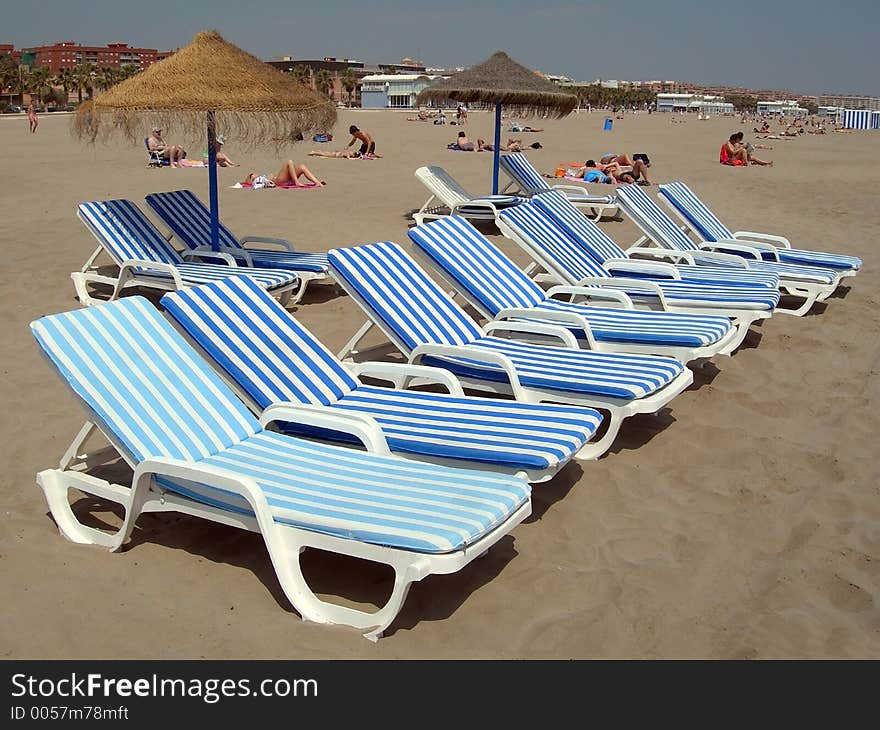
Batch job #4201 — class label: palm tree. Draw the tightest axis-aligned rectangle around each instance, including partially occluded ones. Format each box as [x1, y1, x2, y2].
[341, 68, 358, 107]
[72, 64, 93, 102]
[26, 66, 52, 107]
[53, 68, 75, 106]
[93, 67, 118, 94]
[118, 64, 140, 83]
[290, 64, 311, 88]
[314, 69, 334, 99]
[0, 54, 19, 107]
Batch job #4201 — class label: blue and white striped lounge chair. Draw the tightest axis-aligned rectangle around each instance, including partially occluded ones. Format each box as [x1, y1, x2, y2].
[413, 165, 527, 225]
[496, 201, 779, 345]
[74, 199, 300, 307]
[657, 181, 862, 274]
[161, 277, 602, 481]
[614, 183, 844, 316]
[328, 241, 694, 458]
[533, 190, 781, 290]
[498, 152, 619, 221]
[145, 189, 331, 303]
[31, 296, 531, 640]
[408, 215, 740, 363]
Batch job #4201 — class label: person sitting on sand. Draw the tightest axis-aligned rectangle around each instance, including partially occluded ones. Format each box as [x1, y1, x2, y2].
[346, 125, 376, 156]
[451, 131, 475, 151]
[721, 132, 773, 166]
[147, 126, 186, 167]
[240, 160, 325, 188]
[202, 135, 238, 167]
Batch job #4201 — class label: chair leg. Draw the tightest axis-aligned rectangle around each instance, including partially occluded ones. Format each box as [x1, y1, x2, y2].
[571, 410, 624, 460]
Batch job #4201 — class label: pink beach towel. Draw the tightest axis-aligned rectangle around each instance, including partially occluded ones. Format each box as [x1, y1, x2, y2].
[231, 181, 322, 189]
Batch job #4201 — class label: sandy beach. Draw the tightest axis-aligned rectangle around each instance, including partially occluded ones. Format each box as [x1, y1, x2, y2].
[1, 108, 878, 659]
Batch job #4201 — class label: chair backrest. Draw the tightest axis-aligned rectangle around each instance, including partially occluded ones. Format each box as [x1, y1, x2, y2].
[414, 166, 473, 207]
[498, 202, 611, 283]
[31, 296, 260, 465]
[161, 278, 358, 410]
[658, 182, 734, 242]
[78, 199, 185, 267]
[499, 153, 549, 193]
[327, 241, 484, 351]
[145, 189, 243, 252]
[408, 216, 547, 318]
[615, 184, 699, 251]
[533, 190, 627, 263]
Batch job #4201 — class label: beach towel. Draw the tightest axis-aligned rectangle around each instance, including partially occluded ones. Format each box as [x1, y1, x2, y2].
[178, 159, 208, 168]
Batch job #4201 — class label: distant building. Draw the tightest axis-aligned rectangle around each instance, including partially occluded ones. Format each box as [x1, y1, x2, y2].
[819, 93, 880, 111]
[656, 92, 733, 114]
[19, 41, 170, 72]
[360, 74, 440, 109]
[756, 99, 808, 115]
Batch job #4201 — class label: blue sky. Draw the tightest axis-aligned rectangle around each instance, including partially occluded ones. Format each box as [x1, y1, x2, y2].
[5, 0, 879, 96]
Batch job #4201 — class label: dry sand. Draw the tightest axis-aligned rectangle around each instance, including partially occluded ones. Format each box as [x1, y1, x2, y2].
[1, 109, 878, 659]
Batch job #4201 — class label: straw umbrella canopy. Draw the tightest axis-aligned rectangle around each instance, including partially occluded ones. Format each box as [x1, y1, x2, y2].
[74, 30, 336, 250]
[417, 51, 577, 193]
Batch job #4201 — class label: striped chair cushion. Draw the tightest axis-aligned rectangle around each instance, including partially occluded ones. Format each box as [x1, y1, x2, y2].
[422, 336, 684, 400]
[187, 430, 530, 553]
[327, 242, 485, 349]
[408, 215, 548, 313]
[32, 297, 530, 554]
[535, 190, 779, 288]
[145, 190, 329, 273]
[500, 154, 615, 203]
[31, 296, 261, 463]
[161, 278, 359, 409]
[659, 182, 862, 271]
[163, 278, 600, 472]
[80, 199, 185, 266]
[409, 215, 732, 348]
[499, 203, 779, 310]
[616, 185, 840, 284]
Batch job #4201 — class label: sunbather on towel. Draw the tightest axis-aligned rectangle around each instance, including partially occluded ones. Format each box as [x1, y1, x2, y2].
[240, 160, 326, 188]
[450, 131, 475, 151]
[570, 160, 615, 184]
[477, 137, 527, 152]
[307, 149, 383, 159]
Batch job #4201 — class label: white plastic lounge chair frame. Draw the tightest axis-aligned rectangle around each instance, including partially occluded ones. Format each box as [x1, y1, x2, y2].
[160, 278, 602, 482]
[329, 242, 694, 459]
[145, 189, 332, 305]
[495, 201, 778, 351]
[498, 152, 619, 221]
[615, 184, 842, 316]
[73, 199, 300, 307]
[32, 297, 531, 640]
[657, 181, 861, 275]
[412, 166, 527, 225]
[408, 215, 741, 364]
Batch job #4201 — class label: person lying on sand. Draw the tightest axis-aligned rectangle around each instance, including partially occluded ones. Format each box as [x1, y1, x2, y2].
[307, 149, 383, 159]
[240, 160, 325, 187]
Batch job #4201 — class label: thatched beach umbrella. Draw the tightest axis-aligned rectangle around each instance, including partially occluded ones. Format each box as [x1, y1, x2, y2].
[417, 51, 577, 193]
[74, 30, 336, 250]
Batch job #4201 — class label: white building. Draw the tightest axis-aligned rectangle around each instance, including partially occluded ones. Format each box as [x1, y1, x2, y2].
[756, 99, 808, 115]
[656, 93, 733, 114]
[360, 74, 441, 109]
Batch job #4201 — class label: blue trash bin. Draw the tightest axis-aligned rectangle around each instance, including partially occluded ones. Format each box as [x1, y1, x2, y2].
[603, 117, 613, 131]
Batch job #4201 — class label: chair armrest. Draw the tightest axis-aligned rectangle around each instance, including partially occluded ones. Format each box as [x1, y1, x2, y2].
[494, 307, 595, 348]
[119, 260, 184, 289]
[550, 183, 595, 195]
[349, 361, 465, 396]
[260, 402, 391, 456]
[483, 319, 580, 349]
[182, 250, 239, 266]
[192, 244, 255, 266]
[625, 246, 696, 265]
[699, 240, 775, 261]
[574, 276, 669, 310]
[545, 285, 634, 308]
[409, 344, 526, 400]
[603, 258, 682, 279]
[240, 235, 296, 252]
[691, 250, 751, 268]
[732, 231, 791, 249]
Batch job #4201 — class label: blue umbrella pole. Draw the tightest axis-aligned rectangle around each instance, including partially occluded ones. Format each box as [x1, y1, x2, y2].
[206, 111, 220, 252]
[492, 102, 502, 194]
